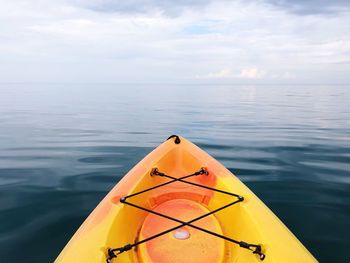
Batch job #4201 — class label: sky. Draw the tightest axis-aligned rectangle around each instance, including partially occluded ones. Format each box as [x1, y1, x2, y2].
[0, 0, 350, 84]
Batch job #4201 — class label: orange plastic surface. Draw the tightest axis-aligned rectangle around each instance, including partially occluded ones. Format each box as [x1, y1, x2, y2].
[138, 199, 225, 263]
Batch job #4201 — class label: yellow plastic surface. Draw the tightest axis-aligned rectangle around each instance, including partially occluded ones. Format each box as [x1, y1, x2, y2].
[55, 136, 317, 263]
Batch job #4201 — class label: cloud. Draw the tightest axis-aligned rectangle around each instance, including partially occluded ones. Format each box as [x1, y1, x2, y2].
[75, 0, 350, 16]
[237, 68, 266, 79]
[29, 19, 96, 35]
[264, 0, 350, 15]
[199, 68, 232, 79]
[202, 67, 266, 79]
[73, 0, 211, 16]
[198, 68, 292, 80]
[0, 0, 350, 83]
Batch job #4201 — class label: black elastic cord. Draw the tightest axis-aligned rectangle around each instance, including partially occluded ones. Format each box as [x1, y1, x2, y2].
[106, 168, 265, 262]
[153, 169, 242, 198]
[108, 199, 243, 262]
[122, 168, 206, 201]
[121, 198, 243, 243]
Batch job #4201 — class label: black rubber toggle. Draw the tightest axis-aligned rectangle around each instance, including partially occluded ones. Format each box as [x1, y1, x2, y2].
[239, 242, 265, 261]
[106, 244, 133, 262]
[150, 168, 165, 177]
[200, 167, 209, 175]
[107, 248, 116, 259]
[167, 135, 181, 144]
[253, 246, 265, 261]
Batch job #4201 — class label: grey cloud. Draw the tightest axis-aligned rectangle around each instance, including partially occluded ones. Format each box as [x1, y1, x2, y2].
[265, 0, 350, 15]
[74, 0, 350, 16]
[75, 0, 211, 16]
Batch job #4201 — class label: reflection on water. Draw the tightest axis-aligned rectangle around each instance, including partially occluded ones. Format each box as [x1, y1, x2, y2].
[0, 84, 349, 262]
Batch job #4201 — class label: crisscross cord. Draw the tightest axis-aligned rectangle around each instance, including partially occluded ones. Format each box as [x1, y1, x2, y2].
[106, 168, 265, 262]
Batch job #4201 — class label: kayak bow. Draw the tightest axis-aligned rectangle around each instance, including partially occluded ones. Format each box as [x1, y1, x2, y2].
[56, 135, 317, 263]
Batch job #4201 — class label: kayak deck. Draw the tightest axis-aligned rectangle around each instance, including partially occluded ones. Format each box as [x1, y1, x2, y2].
[110, 166, 263, 262]
[138, 199, 225, 263]
[56, 136, 317, 263]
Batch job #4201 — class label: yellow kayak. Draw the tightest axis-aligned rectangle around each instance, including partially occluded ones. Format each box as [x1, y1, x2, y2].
[56, 135, 317, 263]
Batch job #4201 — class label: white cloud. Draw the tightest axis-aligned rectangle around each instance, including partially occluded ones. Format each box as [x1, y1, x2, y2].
[198, 67, 293, 80]
[0, 0, 349, 83]
[200, 68, 232, 79]
[237, 68, 266, 79]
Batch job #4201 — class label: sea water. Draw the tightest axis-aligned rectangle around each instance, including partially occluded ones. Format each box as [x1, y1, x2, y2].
[0, 83, 349, 262]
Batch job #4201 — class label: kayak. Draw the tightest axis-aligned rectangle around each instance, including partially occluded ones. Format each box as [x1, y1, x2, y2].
[56, 135, 317, 263]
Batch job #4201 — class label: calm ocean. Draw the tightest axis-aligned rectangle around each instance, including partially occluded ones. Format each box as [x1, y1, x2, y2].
[0, 83, 349, 262]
